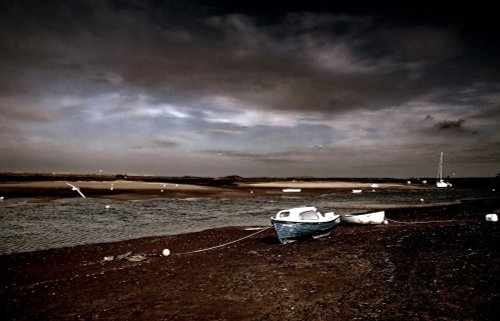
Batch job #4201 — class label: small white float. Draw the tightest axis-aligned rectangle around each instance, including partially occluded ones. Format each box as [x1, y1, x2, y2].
[485, 214, 498, 222]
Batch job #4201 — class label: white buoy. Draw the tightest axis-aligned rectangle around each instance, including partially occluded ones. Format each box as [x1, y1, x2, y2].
[162, 249, 171, 256]
[160, 189, 164, 192]
[485, 214, 498, 222]
[383, 220, 388, 225]
[105, 205, 111, 209]
[420, 198, 425, 202]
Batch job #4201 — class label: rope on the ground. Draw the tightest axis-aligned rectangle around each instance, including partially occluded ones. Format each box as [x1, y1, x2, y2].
[175, 226, 272, 255]
[386, 218, 471, 225]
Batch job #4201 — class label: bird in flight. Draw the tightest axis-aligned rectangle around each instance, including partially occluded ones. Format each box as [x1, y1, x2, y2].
[66, 182, 86, 198]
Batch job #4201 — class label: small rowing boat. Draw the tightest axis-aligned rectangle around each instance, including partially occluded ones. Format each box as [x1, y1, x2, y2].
[271, 207, 341, 244]
[341, 210, 385, 225]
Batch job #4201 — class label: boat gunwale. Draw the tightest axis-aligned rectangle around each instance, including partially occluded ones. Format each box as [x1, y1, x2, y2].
[271, 216, 341, 225]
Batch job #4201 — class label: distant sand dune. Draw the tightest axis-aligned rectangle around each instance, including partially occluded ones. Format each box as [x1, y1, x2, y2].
[243, 181, 414, 189]
[0, 180, 214, 191]
[0, 178, 434, 201]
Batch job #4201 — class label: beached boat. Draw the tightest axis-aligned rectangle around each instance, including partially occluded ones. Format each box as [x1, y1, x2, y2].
[436, 152, 452, 188]
[271, 206, 341, 244]
[341, 210, 385, 225]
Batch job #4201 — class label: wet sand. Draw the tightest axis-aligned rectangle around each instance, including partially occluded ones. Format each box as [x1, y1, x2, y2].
[1, 198, 499, 321]
[0, 176, 440, 201]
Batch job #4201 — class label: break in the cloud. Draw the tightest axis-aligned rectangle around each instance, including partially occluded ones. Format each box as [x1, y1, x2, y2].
[0, 0, 499, 177]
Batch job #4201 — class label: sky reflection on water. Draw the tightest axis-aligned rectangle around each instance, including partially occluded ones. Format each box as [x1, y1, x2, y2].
[0, 187, 496, 254]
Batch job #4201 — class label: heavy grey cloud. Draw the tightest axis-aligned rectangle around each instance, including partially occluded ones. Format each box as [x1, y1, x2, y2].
[0, 0, 499, 177]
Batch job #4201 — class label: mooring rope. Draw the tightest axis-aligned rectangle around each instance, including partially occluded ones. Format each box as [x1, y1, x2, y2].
[175, 226, 272, 256]
[386, 218, 471, 225]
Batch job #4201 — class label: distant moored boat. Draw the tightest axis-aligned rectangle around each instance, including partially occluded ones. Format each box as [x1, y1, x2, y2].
[436, 152, 452, 188]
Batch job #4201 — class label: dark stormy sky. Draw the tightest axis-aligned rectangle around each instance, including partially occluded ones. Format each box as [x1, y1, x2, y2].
[1, 0, 499, 177]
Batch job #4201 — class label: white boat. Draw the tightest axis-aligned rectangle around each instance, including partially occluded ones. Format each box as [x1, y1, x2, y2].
[271, 207, 341, 244]
[341, 210, 385, 225]
[436, 152, 452, 188]
[352, 189, 362, 193]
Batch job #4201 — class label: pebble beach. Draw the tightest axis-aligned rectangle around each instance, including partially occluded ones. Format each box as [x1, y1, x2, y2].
[1, 175, 499, 320]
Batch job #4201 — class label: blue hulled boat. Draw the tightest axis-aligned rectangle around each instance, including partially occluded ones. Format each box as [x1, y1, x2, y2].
[271, 206, 341, 244]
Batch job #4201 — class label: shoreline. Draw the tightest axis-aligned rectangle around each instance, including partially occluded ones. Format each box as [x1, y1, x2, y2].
[1, 198, 499, 320]
[1, 177, 490, 201]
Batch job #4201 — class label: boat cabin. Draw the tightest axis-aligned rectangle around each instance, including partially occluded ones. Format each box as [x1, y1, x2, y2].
[274, 207, 334, 222]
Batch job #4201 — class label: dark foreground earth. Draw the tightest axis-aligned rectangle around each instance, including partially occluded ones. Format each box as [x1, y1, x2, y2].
[1, 198, 499, 321]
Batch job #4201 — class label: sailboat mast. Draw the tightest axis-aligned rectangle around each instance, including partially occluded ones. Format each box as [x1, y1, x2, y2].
[437, 152, 444, 181]
[436, 152, 452, 187]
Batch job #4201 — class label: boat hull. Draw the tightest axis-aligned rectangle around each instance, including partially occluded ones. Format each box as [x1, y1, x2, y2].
[341, 210, 385, 224]
[271, 217, 341, 244]
[436, 180, 452, 188]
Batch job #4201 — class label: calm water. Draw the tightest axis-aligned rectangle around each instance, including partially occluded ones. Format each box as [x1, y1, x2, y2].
[0, 188, 496, 255]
